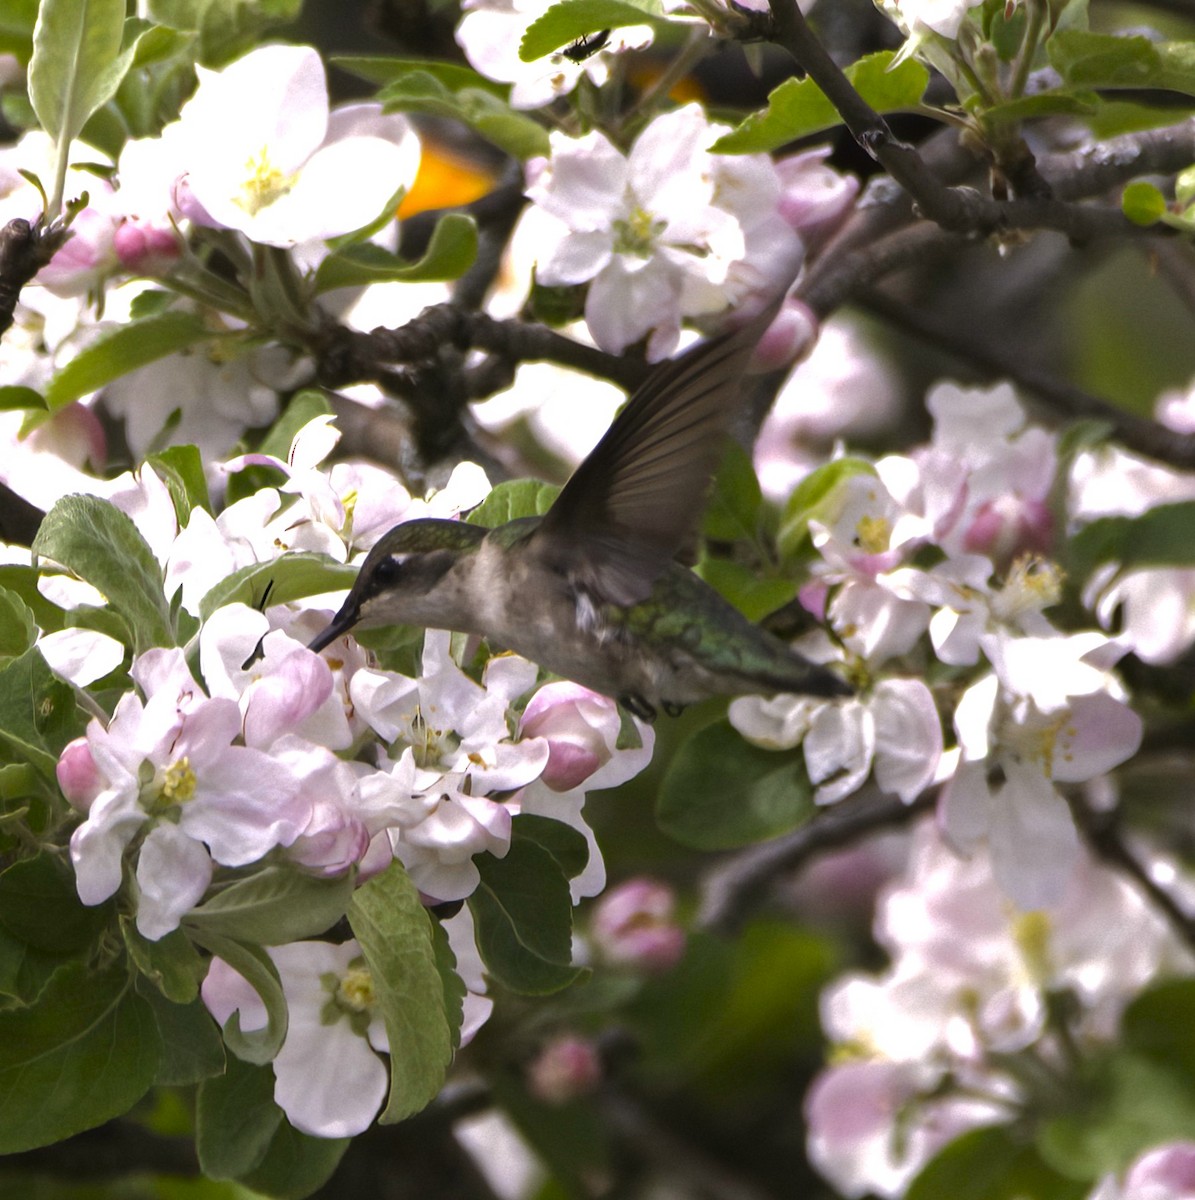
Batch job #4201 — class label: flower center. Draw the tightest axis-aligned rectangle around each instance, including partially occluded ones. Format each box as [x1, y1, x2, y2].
[612, 206, 665, 258]
[855, 514, 891, 555]
[1013, 909, 1052, 981]
[337, 964, 377, 1013]
[161, 756, 197, 803]
[994, 554, 1064, 620]
[236, 146, 297, 216]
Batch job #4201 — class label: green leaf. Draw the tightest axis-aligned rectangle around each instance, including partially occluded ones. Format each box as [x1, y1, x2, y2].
[146, 0, 303, 66]
[0, 0, 38, 63]
[906, 1125, 1088, 1200]
[519, 0, 660, 62]
[334, 55, 507, 96]
[256, 388, 333, 461]
[380, 71, 550, 161]
[198, 553, 359, 623]
[187, 931, 287, 1065]
[0, 385, 46, 412]
[657, 718, 814, 850]
[28, 0, 130, 148]
[713, 52, 930, 154]
[196, 1053, 283, 1179]
[469, 838, 584, 995]
[430, 914, 465, 1053]
[240, 1118, 351, 1199]
[44, 311, 215, 410]
[121, 918, 206, 1004]
[704, 443, 762, 544]
[0, 647, 79, 778]
[33, 493, 174, 652]
[0, 960, 161, 1153]
[1068, 500, 1195, 583]
[348, 860, 456, 1123]
[513, 813, 589, 880]
[186, 866, 354, 946]
[1038, 1051, 1195, 1181]
[0, 852, 110, 956]
[777, 456, 876, 563]
[0, 586, 36, 660]
[315, 213, 478, 293]
[466, 479, 561, 527]
[140, 986, 226, 1086]
[1049, 30, 1195, 97]
[1122, 179, 1167, 226]
[1123, 978, 1195, 1076]
[147, 443, 212, 524]
[695, 557, 797, 623]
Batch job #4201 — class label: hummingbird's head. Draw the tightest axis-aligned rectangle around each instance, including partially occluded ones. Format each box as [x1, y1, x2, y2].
[307, 518, 487, 653]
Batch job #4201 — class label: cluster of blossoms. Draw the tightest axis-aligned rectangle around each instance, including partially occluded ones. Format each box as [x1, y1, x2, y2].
[733, 378, 1146, 911]
[43, 415, 653, 1134]
[806, 820, 1188, 1198]
[516, 106, 858, 359]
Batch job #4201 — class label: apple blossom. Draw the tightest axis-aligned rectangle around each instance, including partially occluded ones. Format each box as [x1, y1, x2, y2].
[167, 45, 421, 249]
[940, 631, 1143, 909]
[807, 821, 1182, 1198]
[202, 941, 390, 1137]
[522, 104, 803, 359]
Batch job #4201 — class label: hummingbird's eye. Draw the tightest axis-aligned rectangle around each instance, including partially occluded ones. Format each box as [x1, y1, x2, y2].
[372, 556, 402, 587]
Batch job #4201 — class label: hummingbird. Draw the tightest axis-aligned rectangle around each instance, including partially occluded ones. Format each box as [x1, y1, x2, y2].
[308, 310, 852, 720]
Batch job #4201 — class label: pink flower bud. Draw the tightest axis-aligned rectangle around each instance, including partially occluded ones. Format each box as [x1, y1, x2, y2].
[750, 298, 818, 373]
[774, 147, 859, 250]
[39, 205, 118, 296]
[113, 220, 181, 273]
[962, 495, 1053, 567]
[526, 1034, 602, 1105]
[1123, 1143, 1195, 1198]
[520, 682, 618, 792]
[591, 877, 685, 971]
[57, 736, 101, 812]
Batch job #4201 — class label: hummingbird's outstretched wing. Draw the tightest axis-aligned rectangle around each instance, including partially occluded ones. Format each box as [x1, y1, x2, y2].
[531, 305, 778, 606]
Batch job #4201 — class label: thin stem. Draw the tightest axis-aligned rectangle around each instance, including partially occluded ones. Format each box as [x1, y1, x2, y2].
[1009, 0, 1048, 101]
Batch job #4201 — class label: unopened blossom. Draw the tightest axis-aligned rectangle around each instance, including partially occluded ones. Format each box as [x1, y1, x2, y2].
[940, 630, 1143, 909]
[170, 45, 420, 248]
[1089, 1142, 1195, 1200]
[457, 0, 652, 109]
[905, 381, 1057, 568]
[526, 1034, 603, 1104]
[202, 941, 390, 1137]
[523, 104, 802, 359]
[590, 877, 686, 971]
[519, 682, 622, 791]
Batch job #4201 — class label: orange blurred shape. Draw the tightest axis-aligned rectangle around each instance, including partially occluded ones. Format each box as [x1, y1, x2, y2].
[398, 142, 500, 218]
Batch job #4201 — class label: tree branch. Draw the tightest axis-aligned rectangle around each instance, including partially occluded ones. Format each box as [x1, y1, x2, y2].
[765, 0, 1174, 243]
[699, 789, 936, 935]
[1071, 794, 1195, 956]
[858, 286, 1195, 472]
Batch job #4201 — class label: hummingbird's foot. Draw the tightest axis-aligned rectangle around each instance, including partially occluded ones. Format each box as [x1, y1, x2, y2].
[662, 700, 686, 718]
[620, 694, 657, 723]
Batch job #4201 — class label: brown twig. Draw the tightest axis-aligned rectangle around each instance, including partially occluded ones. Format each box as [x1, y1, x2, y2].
[699, 789, 936, 935]
[1071, 794, 1195, 956]
[858, 286, 1195, 471]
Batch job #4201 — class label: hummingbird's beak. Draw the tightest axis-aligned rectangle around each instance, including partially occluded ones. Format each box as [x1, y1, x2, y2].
[308, 601, 360, 654]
